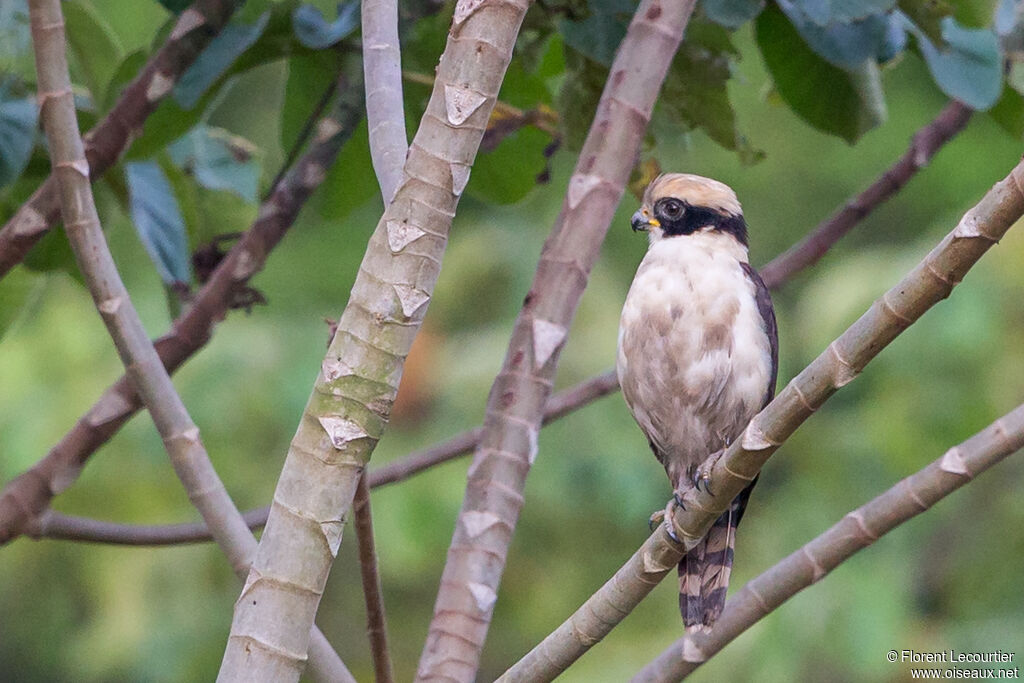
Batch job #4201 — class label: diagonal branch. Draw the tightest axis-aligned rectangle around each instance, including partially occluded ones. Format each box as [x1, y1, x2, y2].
[496, 157, 1024, 682]
[27, 4, 354, 678]
[0, 75, 365, 547]
[353, 474, 395, 683]
[0, 0, 242, 280]
[362, 0, 407, 203]
[416, 2, 698, 679]
[632, 402, 1024, 682]
[217, 1, 535, 679]
[759, 100, 972, 289]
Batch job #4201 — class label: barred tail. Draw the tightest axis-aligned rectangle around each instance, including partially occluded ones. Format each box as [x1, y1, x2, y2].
[678, 483, 753, 630]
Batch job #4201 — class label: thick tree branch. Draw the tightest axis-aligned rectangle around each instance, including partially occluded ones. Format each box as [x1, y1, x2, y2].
[27, 5, 354, 678]
[0, 76, 365, 547]
[496, 158, 1024, 682]
[0, 0, 242, 280]
[416, 2, 698, 679]
[217, 1, 535, 680]
[633, 402, 1024, 682]
[22, 371, 621, 546]
[353, 474, 395, 683]
[759, 100, 972, 289]
[363, 0, 407, 203]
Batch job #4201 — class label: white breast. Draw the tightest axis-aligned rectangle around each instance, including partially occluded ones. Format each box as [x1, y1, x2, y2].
[616, 231, 772, 488]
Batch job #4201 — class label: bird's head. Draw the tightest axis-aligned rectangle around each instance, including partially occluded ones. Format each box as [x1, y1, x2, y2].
[630, 173, 747, 246]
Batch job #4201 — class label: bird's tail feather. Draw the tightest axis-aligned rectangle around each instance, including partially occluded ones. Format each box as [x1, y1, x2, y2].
[677, 501, 738, 631]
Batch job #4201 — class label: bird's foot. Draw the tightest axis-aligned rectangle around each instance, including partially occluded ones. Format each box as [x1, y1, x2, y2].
[651, 497, 684, 542]
[648, 509, 665, 532]
[693, 449, 725, 495]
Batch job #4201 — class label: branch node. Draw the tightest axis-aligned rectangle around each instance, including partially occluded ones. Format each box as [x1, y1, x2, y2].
[828, 341, 859, 387]
[386, 220, 427, 252]
[55, 159, 90, 178]
[846, 509, 879, 542]
[801, 546, 826, 582]
[467, 582, 498, 613]
[169, 7, 207, 40]
[531, 318, 568, 369]
[145, 72, 176, 102]
[317, 416, 371, 450]
[444, 85, 488, 125]
[939, 445, 972, 477]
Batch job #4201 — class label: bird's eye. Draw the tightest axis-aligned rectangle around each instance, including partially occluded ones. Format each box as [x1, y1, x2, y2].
[660, 199, 684, 218]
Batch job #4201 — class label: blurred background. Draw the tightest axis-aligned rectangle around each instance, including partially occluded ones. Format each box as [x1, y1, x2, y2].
[1, 0, 1023, 681]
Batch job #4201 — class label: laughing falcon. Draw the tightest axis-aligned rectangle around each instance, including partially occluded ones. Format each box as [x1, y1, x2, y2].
[617, 173, 778, 630]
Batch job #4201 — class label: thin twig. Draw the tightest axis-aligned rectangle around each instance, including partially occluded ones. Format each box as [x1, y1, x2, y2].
[759, 100, 973, 289]
[363, 0, 407, 203]
[0, 0, 242, 280]
[26, 6, 354, 677]
[632, 405, 1024, 682]
[268, 77, 339, 195]
[0, 73, 366, 547]
[23, 371, 621, 546]
[417, 2, 698, 679]
[353, 474, 395, 683]
[495, 157, 1024, 683]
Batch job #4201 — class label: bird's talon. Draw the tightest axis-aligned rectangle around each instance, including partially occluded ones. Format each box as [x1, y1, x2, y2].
[699, 474, 714, 496]
[649, 509, 665, 532]
[662, 501, 680, 543]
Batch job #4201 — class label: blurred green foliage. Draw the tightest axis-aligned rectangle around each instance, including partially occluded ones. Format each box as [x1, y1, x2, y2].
[2, 0, 1024, 681]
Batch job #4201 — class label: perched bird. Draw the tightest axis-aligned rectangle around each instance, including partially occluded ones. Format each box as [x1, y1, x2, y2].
[617, 173, 778, 630]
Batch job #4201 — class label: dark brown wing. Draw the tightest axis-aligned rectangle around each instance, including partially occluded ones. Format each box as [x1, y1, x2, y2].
[731, 261, 778, 527]
[740, 261, 778, 406]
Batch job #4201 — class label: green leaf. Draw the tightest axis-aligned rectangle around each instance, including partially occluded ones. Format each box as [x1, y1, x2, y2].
[755, 5, 887, 143]
[898, 0, 952, 44]
[159, 152, 204, 250]
[954, 0, 999, 28]
[987, 84, 1024, 139]
[905, 14, 1002, 110]
[556, 49, 606, 151]
[0, 0, 31, 70]
[125, 161, 192, 285]
[101, 49, 149, 112]
[157, 0, 193, 14]
[63, 0, 124, 100]
[0, 78, 37, 188]
[792, 0, 897, 25]
[173, 11, 272, 109]
[465, 57, 555, 204]
[169, 125, 261, 203]
[281, 51, 341, 154]
[558, 0, 637, 66]
[292, 2, 360, 49]
[317, 118, 381, 222]
[778, 0, 893, 69]
[654, 19, 762, 162]
[702, 0, 765, 28]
